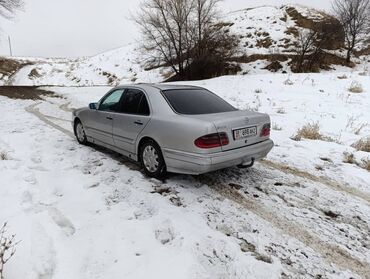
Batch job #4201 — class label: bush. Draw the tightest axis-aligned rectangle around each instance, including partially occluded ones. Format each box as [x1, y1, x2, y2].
[352, 137, 370, 152]
[361, 158, 370, 171]
[283, 78, 294, 85]
[348, 81, 363, 93]
[343, 152, 355, 164]
[0, 151, 8, 160]
[291, 122, 322, 141]
[0, 223, 18, 279]
[254, 88, 263, 94]
[276, 107, 286, 114]
[272, 123, 283, 131]
[291, 122, 335, 142]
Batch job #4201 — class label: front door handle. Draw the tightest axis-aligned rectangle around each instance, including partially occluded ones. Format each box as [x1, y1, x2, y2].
[106, 116, 113, 120]
[134, 120, 143, 126]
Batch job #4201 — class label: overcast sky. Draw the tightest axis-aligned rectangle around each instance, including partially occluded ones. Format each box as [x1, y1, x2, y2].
[0, 0, 332, 58]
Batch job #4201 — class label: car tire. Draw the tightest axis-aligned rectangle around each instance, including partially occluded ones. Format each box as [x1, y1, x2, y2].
[74, 120, 88, 145]
[140, 140, 166, 179]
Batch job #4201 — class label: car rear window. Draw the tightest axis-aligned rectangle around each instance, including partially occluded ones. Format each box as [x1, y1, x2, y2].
[162, 89, 237, 115]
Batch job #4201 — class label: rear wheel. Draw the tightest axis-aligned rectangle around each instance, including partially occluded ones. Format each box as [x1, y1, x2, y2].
[74, 120, 87, 145]
[140, 140, 166, 179]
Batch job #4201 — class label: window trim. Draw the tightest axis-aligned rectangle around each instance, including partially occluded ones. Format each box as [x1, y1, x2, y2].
[160, 88, 237, 116]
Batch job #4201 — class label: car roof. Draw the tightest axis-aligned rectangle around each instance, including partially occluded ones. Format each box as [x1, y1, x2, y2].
[117, 83, 203, 91]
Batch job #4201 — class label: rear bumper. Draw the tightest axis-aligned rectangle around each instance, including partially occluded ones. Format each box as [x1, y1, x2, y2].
[163, 139, 274, 175]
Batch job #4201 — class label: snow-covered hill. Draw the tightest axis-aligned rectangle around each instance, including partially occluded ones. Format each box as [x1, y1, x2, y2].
[0, 5, 369, 86]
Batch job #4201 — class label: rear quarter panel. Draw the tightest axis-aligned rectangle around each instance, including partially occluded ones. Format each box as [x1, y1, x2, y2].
[139, 114, 220, 154]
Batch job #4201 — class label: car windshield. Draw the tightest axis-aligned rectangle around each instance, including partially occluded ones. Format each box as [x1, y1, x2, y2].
[162, 89, 237, 115]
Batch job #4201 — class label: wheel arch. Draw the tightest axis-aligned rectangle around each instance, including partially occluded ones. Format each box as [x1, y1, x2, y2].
[137, 136, 161, 162]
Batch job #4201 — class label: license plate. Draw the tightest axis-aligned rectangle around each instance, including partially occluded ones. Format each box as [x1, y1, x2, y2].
[233, 126, 257, 140]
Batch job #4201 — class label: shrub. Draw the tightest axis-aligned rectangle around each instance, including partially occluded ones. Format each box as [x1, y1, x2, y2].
[343, 152, 355, 164]
[0, 223, 18, 279]
[361, 158, 370, 171]
[348, 81, 363, 93]
[0, 151, 8, 160]
[291, 122, 336, 142]
[254, 88, 263, 94]
[291, 122, 322, 141]
[283, 78, 294, 85]
[352, 137, 370, 152]
[272, 123, 283, 131]
[276, 107, 286, 114]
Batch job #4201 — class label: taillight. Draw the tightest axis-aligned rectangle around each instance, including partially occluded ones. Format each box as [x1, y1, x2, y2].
[260, 124, 271, 137]
[194, 132, 229, 149]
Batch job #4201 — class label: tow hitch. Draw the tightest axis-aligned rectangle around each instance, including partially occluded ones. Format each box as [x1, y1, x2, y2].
[237, 158, 255, 169]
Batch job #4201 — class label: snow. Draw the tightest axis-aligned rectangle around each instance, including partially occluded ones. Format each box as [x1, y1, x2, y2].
[1, 70, 370, 278]
[8, 44, 165, 87]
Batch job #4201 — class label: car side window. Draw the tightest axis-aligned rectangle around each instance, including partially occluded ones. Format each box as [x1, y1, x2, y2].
[138, 94, 150, 116]
[120, 89, 150, 116]
[99, 89, 125, 112]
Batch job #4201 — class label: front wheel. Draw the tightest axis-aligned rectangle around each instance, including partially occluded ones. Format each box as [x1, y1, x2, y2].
[140, 140, 166, 179]
[74, 120, 88, 145]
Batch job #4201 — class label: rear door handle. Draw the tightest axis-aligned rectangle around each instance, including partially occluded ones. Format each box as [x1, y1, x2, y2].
[106, 116, 113, 120]
[134, 120, 143, 126]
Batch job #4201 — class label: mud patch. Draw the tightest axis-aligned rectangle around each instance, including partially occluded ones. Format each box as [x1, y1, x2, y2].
[0, 86, 59, 100]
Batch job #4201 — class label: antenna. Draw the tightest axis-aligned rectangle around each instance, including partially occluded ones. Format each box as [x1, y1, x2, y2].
[8, 36, 13, 56]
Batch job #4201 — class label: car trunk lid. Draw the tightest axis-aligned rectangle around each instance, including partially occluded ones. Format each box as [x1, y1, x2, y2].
[188, 110, 270, 151]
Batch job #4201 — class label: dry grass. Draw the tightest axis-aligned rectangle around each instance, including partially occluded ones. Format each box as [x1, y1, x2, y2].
[361, 158, 370, 171]
[283, 78, 294, 85]
[337, 74, 348, 79]
[0, 223, 19, 278]
[343, 152, 370, 171]
[0, 151, 8, 160]
[276, 107, 286, 114]
[360, 158, 370, 171]
[254, 88, 263, 94]
[352, 137, 370, 152]
[348, 81, 364, 93]
[291, 122, 322, 141]
[343, 152, 355, 164]
[291, 122, 336, 142]
[353, 123, 368, 135]
[272, 123, 283, 131]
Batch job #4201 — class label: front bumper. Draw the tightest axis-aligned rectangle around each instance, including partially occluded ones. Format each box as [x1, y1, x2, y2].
[163, 139, 274, 175]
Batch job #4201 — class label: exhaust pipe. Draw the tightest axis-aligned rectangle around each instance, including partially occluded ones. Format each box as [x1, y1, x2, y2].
[237, 158, 255, 169]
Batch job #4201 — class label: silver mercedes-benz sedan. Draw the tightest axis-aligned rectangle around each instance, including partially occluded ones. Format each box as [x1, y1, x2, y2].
[72, 84, 274, 178]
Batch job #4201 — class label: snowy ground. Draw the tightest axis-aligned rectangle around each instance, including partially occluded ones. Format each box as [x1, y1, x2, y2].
[0, 72, 370, 278]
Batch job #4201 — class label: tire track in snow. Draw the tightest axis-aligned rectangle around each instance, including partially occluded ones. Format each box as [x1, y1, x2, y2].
[261, 159, 370, 205]
[58, 101, 74, 112]
[211, 184, 370, 279]
[25, 102, 74, 138]
[43, 115, 72, 123]
[28, 99, 370, 277]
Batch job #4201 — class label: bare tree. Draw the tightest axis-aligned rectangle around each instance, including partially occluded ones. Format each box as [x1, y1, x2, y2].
[194, 0, 220, 57]
[332, 0, 370, 62]
[295, 29, 318, 72]
[135, 0, 238, 80]
[135, 0, 194, 77]
[0, 0, 23, 19]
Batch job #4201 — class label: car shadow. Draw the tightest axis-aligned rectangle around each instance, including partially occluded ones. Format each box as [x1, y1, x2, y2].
[85, 141, 253, 186]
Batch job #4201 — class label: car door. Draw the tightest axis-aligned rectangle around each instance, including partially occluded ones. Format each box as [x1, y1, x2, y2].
[88, 89, 125, 146]
[112, 88, 151, 154]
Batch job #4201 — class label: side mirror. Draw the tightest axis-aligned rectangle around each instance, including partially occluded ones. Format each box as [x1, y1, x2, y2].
[89, 103, 98, 110]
